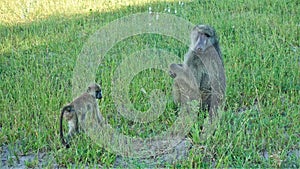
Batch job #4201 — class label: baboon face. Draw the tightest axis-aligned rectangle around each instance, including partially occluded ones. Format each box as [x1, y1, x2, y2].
[87, 84, 102, 99]
[95, 89, 102, 99]
[190, 25, 217, 53]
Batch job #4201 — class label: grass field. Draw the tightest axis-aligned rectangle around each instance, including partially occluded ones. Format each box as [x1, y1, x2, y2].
[0, 0, 299, 168]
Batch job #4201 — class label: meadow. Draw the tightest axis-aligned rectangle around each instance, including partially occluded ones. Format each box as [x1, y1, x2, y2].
[0, 0, 299, 168]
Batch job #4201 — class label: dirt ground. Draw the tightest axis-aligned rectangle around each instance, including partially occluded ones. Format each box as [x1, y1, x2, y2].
[1, 142, 299, 168]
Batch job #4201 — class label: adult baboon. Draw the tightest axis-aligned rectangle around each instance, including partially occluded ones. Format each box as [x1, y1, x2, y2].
[170, 24, 226, 120]
[60, 83, 103, 148]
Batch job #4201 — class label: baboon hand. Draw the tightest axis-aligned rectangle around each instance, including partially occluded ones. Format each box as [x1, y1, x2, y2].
[169, 63, 183, 78]
[169, 70, 176, 78]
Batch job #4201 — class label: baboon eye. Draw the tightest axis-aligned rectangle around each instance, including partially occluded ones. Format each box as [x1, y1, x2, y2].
[200, 32, 210, 37]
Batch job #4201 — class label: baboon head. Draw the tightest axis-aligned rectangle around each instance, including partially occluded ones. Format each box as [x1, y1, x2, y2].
[190, 25, 220, 54]
[87, 83, 102, 99]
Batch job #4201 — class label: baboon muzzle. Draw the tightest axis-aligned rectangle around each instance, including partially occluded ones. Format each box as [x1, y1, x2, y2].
[195, 33, 209, 52]
[96, 91, 102, 99]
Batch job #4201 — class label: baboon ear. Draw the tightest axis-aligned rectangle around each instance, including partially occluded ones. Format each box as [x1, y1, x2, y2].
[87, 86, 91, 92]
[192, 25, 199, 31]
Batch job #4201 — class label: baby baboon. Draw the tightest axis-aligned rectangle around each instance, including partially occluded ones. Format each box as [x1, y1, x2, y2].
[169, 63, 200, 104]
[171, 24, 226, 121]
[60, 83, 103, 148]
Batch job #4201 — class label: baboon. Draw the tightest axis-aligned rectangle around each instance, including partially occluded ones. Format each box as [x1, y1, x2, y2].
[60, 83, 103, 148]
[169, 63, 200, 104]
[170, 24, 226, 121]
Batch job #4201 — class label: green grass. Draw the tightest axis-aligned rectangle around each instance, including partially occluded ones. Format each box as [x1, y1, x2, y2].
[1, 0, 299, 168]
